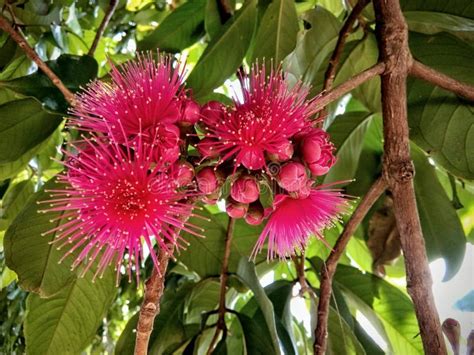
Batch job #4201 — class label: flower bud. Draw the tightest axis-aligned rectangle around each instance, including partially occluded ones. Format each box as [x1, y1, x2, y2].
[277, 162, 308, 192]
[203, 191, 220, 205]
[196, 167, 219, 194]
[179, 99, 201, 126]
[442, 318, 460, 355]
[267, 140, 294, 162]
[173, 161, 194, 187]
[231, 175, 260, 204]
[245, 203, 264, 225]
[226, 199, 249, 219]
[197, 137, 220, 159]
[200, 101, 225, 127]
[299, 128, 336, 176]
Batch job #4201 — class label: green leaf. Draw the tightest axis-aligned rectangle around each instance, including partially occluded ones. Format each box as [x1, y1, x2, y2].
[326, 305, 366, 355]
[4, 179, 76, 297]
[284, 6, 341, 89]
[400, 0, 474, 20]
[24, 265, 116, 355]
[325, 111, 379, 184]
[250, 0, 299, 67]
[412, 145, 466, 281]
[177, 210, 264, 277]
[0, 55, 97, 113]
[205, 0, 225, 39]
[0, 177, 35, 229]
[138, 0, 207, 52]
[404, 11, 474, 40]
[236, 258, 281, 354]
[236, 312, 276, 353]
[334, 264, 423, 354]
[0, 99, 62, 164]
[186, 0, 257, 98]
[408, 32, 474, 179]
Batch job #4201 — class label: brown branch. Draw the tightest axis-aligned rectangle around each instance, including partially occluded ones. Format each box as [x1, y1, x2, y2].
[314, 62, 386, 112]
[88, 0, 119, 56]
[323, 0, 371, 91]
[207, 217, 236, 354]
[0, 14, 76, 106]
[314, 177, 387, 354]
[409, 60, 474, 102]
[373, 0, 446, 353]
[292, 252, 317, 302]
[134, 248, 171, 355]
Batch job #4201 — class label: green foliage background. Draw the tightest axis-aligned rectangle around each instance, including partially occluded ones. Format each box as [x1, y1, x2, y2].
[0, 0, 473, 353]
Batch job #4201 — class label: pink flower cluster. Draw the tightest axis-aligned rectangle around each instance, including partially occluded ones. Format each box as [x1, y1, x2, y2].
[43, 56, 348, 282]
[195, 66, 348, 259]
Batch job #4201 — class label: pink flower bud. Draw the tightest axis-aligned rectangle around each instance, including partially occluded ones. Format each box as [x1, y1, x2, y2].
[245, 204, 264, 225]
[179, 99, 201, 126]
[173, 162, 194, 187]
[226, 200, 249, 219]
[200, 101, 226, 127]
[203, 191, 220, 205]
[196, 167, 219, 194]
[299, 128, 336, 176]
[267, 140, 294, 162]
[231, 175, 260, 204]
[277, 162, 308, 192]
[197, 137, 220, 158]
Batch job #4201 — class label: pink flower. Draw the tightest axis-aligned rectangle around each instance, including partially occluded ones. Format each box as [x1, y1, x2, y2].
[252, 187, 348, 259]
[199, 66, 317, 170]
[40, 134, 199, 283]
[277, 162, 308, 192]
[70, 53, 185, 140]
[230, 175, 260, 204]
[299, 128, 336, 176]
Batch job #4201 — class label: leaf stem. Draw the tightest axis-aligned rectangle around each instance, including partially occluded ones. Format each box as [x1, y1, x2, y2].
[88, 0, 119, 56]
[0, 14, 76, 106]
[207, 217, 236, 354]
[314, 176, 386, 354]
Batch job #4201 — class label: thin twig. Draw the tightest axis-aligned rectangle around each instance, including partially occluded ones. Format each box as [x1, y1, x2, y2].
[207, 217, 236, 354]
[0, 14, 76, 106]
[314, 62, 385, 112]
[314, 177, 386, 354]
[373, 0, 446, 353]
[134, 248, 171, 355]
[323, 0, 371, 91]
[409, 60, 474, 101]
[88, 0, 119, 56]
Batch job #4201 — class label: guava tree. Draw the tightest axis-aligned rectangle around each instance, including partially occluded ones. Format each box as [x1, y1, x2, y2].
[0, 0, 473, 354]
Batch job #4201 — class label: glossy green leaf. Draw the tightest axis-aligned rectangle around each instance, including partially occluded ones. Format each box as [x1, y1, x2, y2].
[325, 111, 379, 184]
[0, 178, 35, 228]
[0, 55, 98, 113]
[251, 0, 299, 67]
[412, 145, 466, 281]
[0, 99, 62, 164]
[236, 258, 281, 353]
[404, 11, 474, 40]
[24, 265, 116, 355]
[177, 210, 264, 277]
[4, 179, 76, 297]
[236, 312, 276, 353]
[186, 0, 257, 98]
[205, 0, 225, 39]
[400, 0, 474, 20]
[408, 32, 474, 179]
[326, 304, 366, 355]
[335, 264, 423, 354]
[138, 0, 207, 52]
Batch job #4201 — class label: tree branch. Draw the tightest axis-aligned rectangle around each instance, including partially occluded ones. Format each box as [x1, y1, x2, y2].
[292, 252, 317, 301]
[323, 0, 371, 91]
[373, 0, 446, 353]
[207, 217, 236, 354]
[409, 60, 474, 102]
[88, 0, 119, 56]
[314, 177, 387, 354]
[0, 14, 76, 106]
[134, 248, 171, 355]
[314, 62, 385, 112]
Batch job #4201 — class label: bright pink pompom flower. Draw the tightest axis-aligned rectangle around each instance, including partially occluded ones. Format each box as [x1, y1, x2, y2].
[252, 186, 348, 259]
[40, 135, 200, 283]
[199, 66, 318, 170]
[69, 53, 186, 169]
